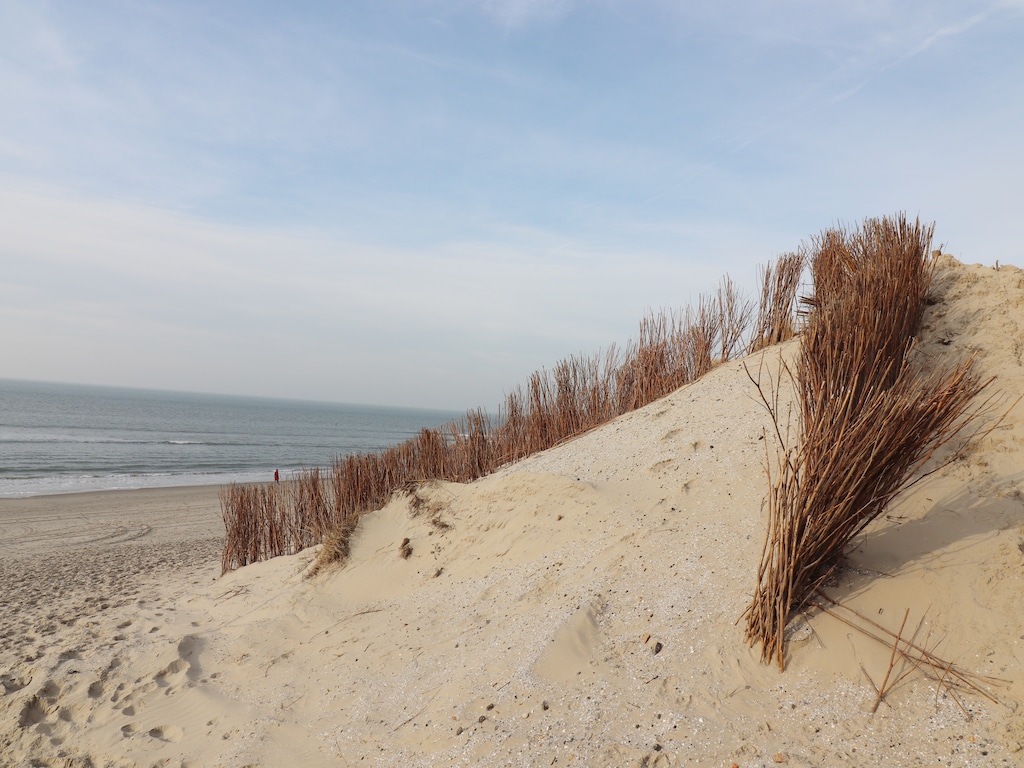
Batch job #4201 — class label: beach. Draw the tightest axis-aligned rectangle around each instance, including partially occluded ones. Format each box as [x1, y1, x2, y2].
[2, 257, 1023, 767]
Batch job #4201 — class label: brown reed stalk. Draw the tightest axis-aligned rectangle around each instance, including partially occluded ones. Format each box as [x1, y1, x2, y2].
[871, 608, 910, 713]
[744, 215, 997, 669]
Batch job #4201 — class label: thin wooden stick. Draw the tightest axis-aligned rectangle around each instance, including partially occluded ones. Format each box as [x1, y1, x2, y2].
[872, 608, 909, 713]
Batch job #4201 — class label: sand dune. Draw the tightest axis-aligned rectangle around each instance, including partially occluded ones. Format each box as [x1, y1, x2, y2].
[2, 257, 1023, 767]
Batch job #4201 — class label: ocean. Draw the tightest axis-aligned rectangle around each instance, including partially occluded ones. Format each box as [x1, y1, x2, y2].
[0, 379, 461, 498]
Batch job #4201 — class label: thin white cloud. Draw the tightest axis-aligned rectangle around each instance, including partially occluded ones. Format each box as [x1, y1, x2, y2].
[685, 0, 1019, 169]
[905, 10, 992, 58]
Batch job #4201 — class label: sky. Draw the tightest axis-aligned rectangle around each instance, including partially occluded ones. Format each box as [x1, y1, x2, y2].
[1, 0, 1022, 411]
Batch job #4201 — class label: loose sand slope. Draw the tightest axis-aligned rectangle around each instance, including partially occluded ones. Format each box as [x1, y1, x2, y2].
[2, 257, 1022, 767]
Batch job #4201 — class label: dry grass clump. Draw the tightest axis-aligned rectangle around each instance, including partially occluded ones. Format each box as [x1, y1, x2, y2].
[221, 258, 805, 575]
[304, 509, 359, 579]
[743, 215, 996, 670]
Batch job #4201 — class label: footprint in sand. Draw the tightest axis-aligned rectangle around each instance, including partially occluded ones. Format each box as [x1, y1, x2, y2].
[647, 459, 675, 474]
[154, 659, 189, 688]
[176, 635, 204, 681]
[150, 635, 204, 697]
[1, 674, 30, 693]
[148, 724, 184, 742]
[39, 680, 61, 701]
[18, 695, 48, 727]
[110, 681, 127, 704]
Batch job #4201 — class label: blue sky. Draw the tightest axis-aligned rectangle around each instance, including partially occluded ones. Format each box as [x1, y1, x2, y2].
[2, 0, 1022, 410]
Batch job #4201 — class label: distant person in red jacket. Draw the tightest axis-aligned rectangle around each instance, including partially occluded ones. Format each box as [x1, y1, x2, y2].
[274, 469, 279, 483]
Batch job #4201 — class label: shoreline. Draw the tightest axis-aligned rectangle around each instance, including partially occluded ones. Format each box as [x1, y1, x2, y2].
[0, 469, 279, 501]
[0, 481, 225, 504]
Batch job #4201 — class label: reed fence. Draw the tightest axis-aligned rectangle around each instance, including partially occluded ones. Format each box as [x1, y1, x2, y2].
[221, 259, 804, 574]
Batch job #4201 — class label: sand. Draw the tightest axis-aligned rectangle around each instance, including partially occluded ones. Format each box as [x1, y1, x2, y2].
[2, 256, 1023, 767]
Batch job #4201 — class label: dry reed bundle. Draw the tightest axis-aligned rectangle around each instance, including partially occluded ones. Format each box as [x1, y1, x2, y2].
[748, 252, 806, 353]
[717, 276, 755, 362]
[744, 215, 995, 669]
[221, 253, 804, 574]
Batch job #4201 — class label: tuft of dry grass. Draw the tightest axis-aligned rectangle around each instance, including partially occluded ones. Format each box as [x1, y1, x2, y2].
[304, 509, 360, 578]
[221, 251, 806, 575]
[743, 215, 998, 670]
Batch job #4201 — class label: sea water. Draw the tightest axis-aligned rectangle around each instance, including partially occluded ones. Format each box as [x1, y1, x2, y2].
[0, 379, 460, 498]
